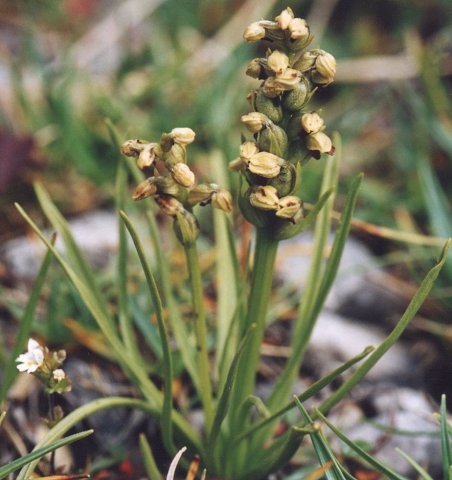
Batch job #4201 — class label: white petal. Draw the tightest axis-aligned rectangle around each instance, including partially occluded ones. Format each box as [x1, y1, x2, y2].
[27, 338, 41, 352]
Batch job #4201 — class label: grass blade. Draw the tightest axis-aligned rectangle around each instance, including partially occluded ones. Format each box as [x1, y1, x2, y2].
[120, 210, 175, 455]
[235, 346, 373, 445]
[316, 409, 407, 480]
[139, 433, 163, 480]
[0, 234, 55, 404]
[395, 448, 434, 480]
[0, 429, 93, 479]
[318, 239, 450, 415]
[440, 395, 452, 479]
[296, 401, 348, 480]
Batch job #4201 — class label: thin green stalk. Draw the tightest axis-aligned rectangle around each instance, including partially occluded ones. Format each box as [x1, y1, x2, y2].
[184, 242, 214, 433]
[228, 229, 278, 435]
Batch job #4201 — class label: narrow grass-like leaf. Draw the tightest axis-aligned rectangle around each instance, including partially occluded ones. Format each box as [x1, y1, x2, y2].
[34, 183, 108, 316]
[316, 409, 406, 480]
[236, 346, 373, 445]
[0, 429, 93, 479]
[0, 412, 5, 428]
[15, 205, 200, 452]
[296, 400, 348, 480]
[120, 210, 175, 455]
[210, 151, 240, 386]
[115, 144, 141, 365]
[139, 433, 163, 480]
[0, 234, 55, 404]
[395, 448, 434, 480]
[318, 239, 450, 415]
[441, 395, 452, 479]
[16, 397, 161, 480]
[236, 427, 305, 480]
[268, 168, 361, 412]
[121, 152, 200, 393]
[208, 324, 255, 456]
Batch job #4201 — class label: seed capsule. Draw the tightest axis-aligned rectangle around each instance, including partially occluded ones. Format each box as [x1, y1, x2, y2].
[255, 88, 283, 123]
[282, 77, 311, 112]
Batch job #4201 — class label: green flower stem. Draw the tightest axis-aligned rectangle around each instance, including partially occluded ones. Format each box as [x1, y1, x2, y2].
[230, 229, 278, 433]
[184, 242, 214, 433]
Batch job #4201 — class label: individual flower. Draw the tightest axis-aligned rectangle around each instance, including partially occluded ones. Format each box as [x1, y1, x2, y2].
[306, 131, 334, 155]
[212, 188, 233, 213]
[170, 162, 195, 188]
[170, 128, 196, 145]
[16, 338, 44, 374]
[267, 50, 289, 75]
[137, 143, 162, 170]
[276, 195, 303, 222]
[243, 21, 266, 42]
[248, 151, 284, 178]
[288, 18, 309, 40]
[301, 112, 325, 134]
[249, 185, 280, 211]
[275, 7, 294, 30]
[312, 50, 336, 85]
[241, 112, 268, 133]
[52, 369, 66, 382]
[132, 178, 158, 201]
[120, 139, 150, 157]
[275, 68, 302, 89]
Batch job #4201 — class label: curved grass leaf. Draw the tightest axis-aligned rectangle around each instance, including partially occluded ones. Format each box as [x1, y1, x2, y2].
[316, 409, 406, 480]
[0, 429, 93, 479]
[318, 239, 450, 415]
[139, 433, 163, 480]
[120, 210, 175, 456]
[440, 395, 452, 480]
[395, 448, 434, 480]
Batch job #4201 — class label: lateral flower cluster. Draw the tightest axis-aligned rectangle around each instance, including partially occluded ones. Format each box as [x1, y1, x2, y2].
[16, 338, 71, 394]
[121, 128, 233, 245]
[232, 7, 336, 232]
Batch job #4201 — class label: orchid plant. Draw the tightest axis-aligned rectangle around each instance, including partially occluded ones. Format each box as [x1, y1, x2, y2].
[2, 6, 450, 480]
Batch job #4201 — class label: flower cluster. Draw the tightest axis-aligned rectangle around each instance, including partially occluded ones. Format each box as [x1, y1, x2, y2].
[232, 7, 336, 234]
[121, 128, 232, 245]
[16, 339, 71, 394]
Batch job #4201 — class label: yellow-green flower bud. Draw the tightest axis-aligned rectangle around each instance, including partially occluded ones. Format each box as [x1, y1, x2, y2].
[155, 195, 184, 217]
[294, 51, 317, 72]
[137, 142, 162, 170]
[288, 18, 309, 40]
[243, 22, 266, 41]
[246, 58, 265, 79]
[174, 210, 200, 246]
[301, 112, 325, 134]
[276, 195, 303, 222]
[267, 50, 289, 75]
[248, 151, 283, 178]
[306, 131, 334, 155]
[170, 162, 195, 188]
[132, 179, 158, 201]
[312, 50, 336, 85]
[275, 68, 302, 89]
[212, 188, 233, 213]
[170, 127, 196, 145]
[154, 176, 180, 196]
[241, 112, 268, 133]
[165, 143, 187, 168]
[249, 185, 280, 211]
[258, 123, 288, 158]
[120, 139, 150, 157]
[275, 8, 294, 30]
[187, 183, 214, 205]
[282, 77, 311, 112]
[255, 88, 283, 123]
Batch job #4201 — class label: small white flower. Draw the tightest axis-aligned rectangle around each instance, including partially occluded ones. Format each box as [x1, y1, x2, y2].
[53, 369, 66, 382]
[16, 338, 44, 374]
